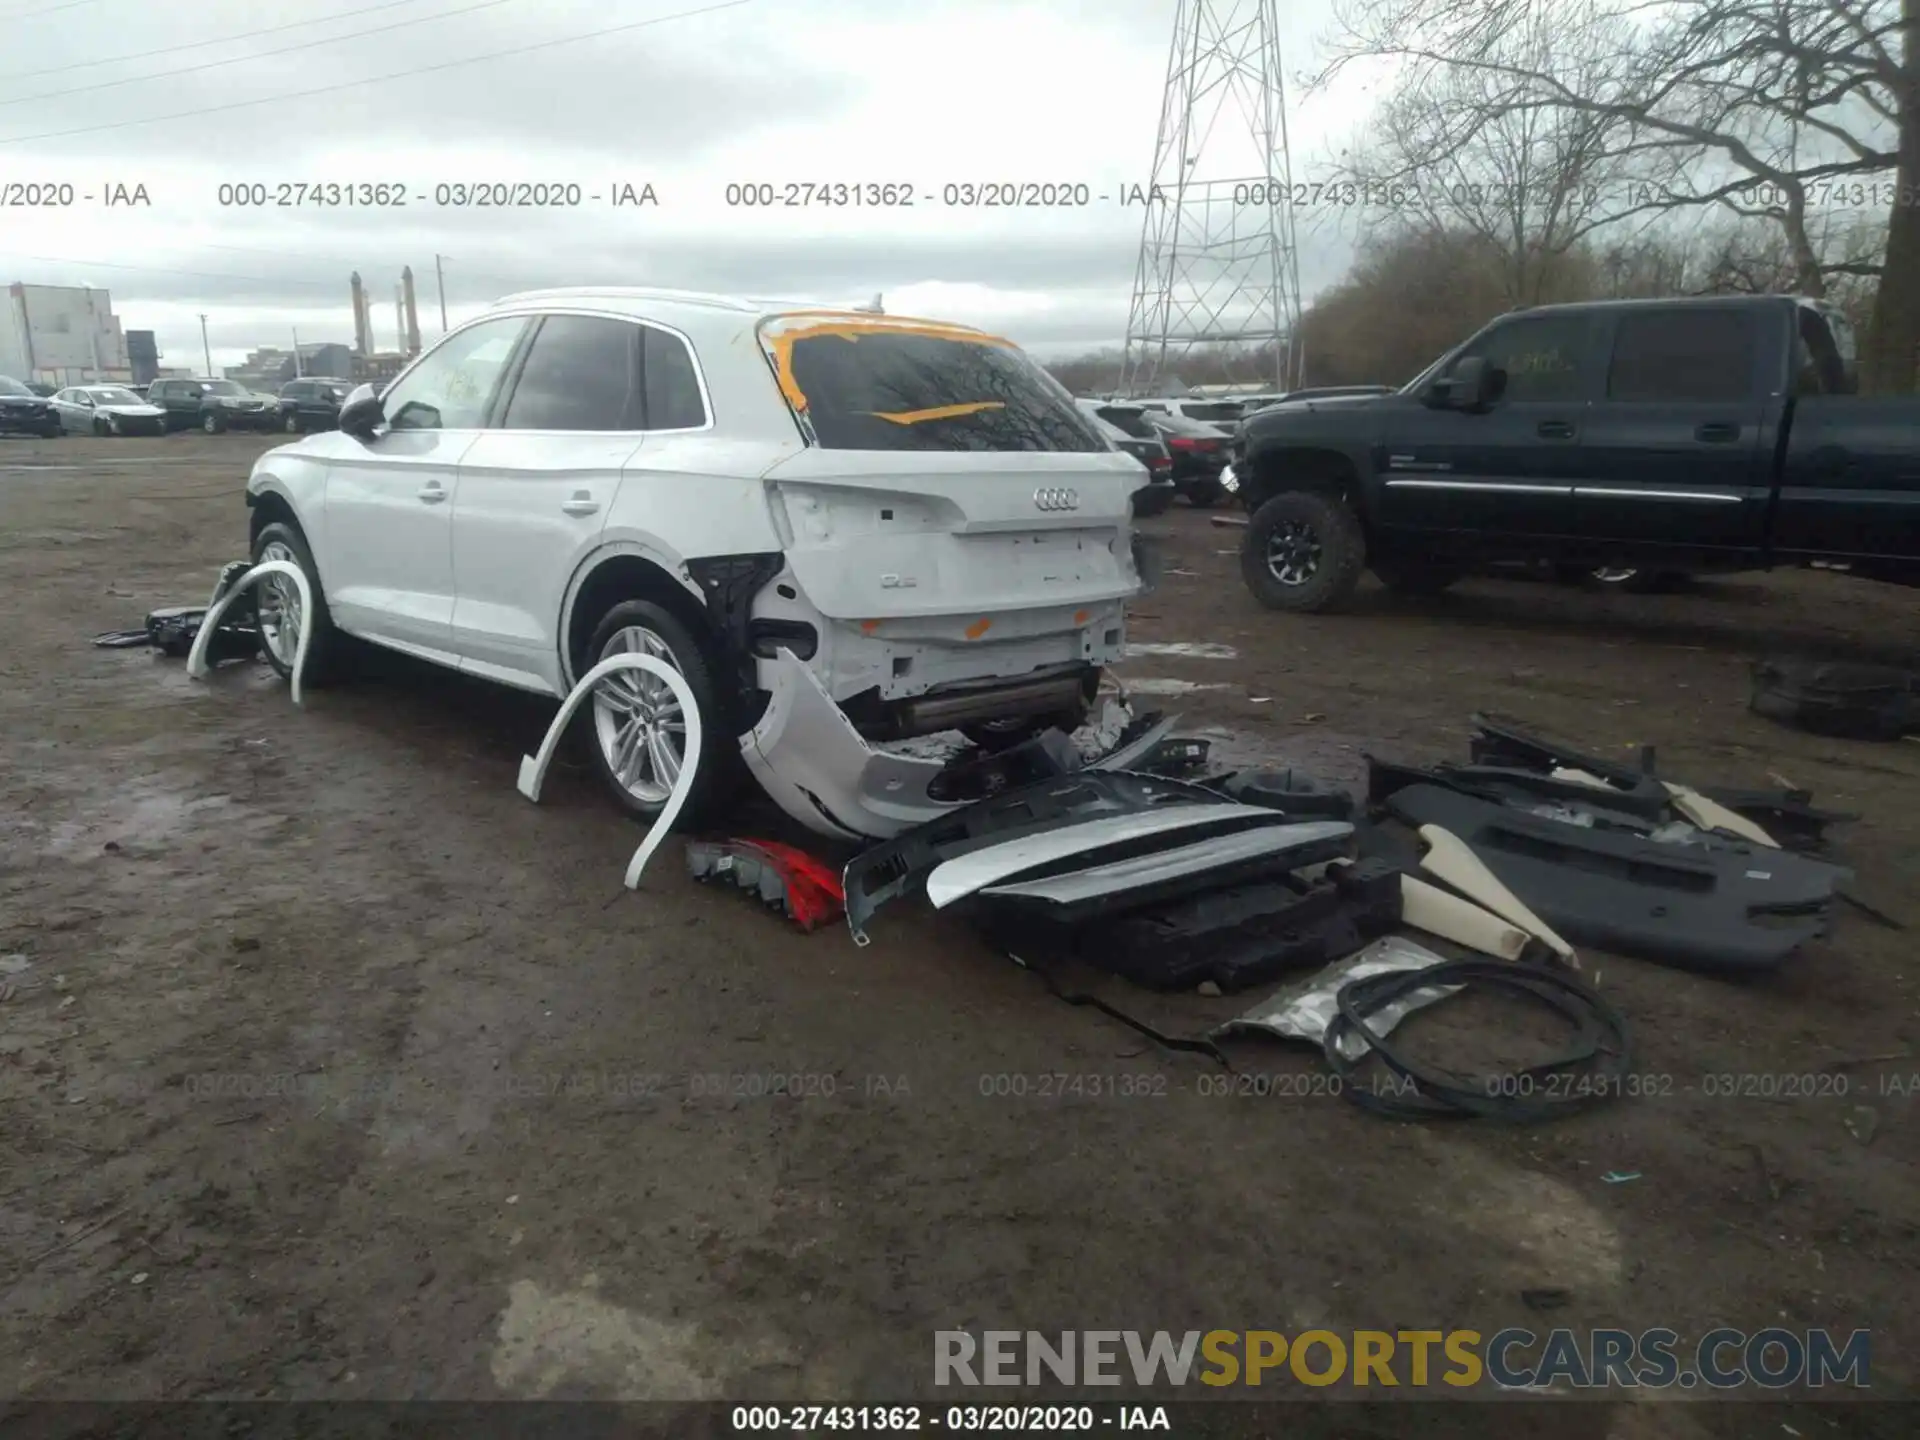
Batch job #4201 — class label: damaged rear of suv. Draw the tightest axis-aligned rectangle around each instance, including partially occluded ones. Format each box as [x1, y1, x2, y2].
[243, 289, 1148, 842]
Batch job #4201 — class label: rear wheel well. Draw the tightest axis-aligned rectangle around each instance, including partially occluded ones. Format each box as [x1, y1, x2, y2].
[565, 554, 717, 681]
[1242, 449, 1368, 532]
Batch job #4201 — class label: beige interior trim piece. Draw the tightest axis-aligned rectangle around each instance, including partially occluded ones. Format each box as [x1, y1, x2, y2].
[1400, 874, 1530, 961]
[1662, 781, 1779, 848]
[1549, 766, 1614, 790]
[1416, 824, 1580, 965]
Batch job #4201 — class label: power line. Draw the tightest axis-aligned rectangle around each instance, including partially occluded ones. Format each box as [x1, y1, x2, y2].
[0, 0, 438, 83]
[0, 0, 763, 146]
[1, 0, 522, 109]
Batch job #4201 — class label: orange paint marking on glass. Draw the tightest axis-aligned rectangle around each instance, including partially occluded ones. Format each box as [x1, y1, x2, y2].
[964, 618, 992, 640]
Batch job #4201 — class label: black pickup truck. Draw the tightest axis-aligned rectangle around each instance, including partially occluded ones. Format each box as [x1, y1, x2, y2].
[1226, 294, 1920, 611]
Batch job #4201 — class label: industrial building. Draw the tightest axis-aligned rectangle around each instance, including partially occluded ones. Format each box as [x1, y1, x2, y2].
[1, 283, 132, 384]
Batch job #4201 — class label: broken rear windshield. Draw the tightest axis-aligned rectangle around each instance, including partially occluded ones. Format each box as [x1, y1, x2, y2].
[768, 325, 1104, 452]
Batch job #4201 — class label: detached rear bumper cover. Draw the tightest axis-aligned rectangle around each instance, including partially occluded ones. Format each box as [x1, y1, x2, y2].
[743, 649, 971, 841]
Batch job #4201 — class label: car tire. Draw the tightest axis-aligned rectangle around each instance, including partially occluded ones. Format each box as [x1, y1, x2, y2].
[1132, 486, 1173, 518]
[91, 415, 108, 436]
[203, 411, 225, 434]
[581, 599, 742, 827]
[1241, 490, 1366, 613]
[1371, 555, 1464, 597]
[250, 520, 349, 686]
[283, 411, 302, 433]
[1184, 480, 1224, 508]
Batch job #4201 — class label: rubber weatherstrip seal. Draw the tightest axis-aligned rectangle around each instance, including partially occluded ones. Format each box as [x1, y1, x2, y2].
[1008, 954, 1228, 1067]
[1324, 959, 1631, 1122]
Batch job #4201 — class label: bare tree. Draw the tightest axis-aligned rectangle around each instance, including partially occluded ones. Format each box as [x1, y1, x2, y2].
[1315, 0, 1917, 389]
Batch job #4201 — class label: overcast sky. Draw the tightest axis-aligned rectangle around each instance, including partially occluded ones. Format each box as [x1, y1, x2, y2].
[0, 0, 1390, 368]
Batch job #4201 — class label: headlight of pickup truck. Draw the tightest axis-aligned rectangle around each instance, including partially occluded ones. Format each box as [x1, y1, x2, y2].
[1220, 464, 1239, 494]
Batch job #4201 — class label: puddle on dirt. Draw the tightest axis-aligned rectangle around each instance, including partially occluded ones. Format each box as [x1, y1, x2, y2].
[37, 786, 240, 859]
[1124, 641, 1239, 660]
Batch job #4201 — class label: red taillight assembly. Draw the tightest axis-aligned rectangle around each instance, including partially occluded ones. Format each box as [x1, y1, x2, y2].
[1149, 454, 1172, 470]
[1167, 435, 1219, 452]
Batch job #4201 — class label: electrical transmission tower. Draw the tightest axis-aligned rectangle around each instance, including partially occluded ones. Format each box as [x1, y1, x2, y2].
[1122, 0, 1304, 396]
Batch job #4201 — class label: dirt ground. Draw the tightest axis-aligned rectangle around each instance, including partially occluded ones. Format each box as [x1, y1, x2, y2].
[2, 433, 1917, 1432]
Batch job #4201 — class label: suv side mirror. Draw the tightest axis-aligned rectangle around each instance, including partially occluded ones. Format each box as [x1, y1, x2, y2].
[339, 383, 386, 440]
[1428, 356, 1504, 411]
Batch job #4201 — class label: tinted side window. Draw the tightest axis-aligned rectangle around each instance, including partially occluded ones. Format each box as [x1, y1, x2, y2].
[1606, 310, 1754, 403]
[1094, 405, 1157, 439]
[501, 315, 641, 431]
[1459, 316, 1592, 403]
[642, 327, 706, 430]
[384, 316, 527, 431]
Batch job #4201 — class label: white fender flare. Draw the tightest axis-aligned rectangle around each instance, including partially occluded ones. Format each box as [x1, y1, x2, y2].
[186, 559, 313, 706]
[516, 653, 704, 890]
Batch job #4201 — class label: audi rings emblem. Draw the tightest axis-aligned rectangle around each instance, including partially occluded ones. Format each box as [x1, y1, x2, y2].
[1033, 487, 1081, 512]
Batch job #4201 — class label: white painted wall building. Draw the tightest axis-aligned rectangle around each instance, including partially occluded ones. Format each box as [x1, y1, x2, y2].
[0, 283, 132, 384]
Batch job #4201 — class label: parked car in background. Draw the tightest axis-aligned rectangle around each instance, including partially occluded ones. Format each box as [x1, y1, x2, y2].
[49, 384, 168, 435]
[150, 377, 277, 433]
[0, 375, 62, 436]
[1227, 294, 1920, 612]
[276, 376, 354, 433]
[1074, 398, 1175, 515]
[1132, 396, 1247, 429]
[243, 288, 1149, 838]
[25, 381, 57, 397]
[1141, 408, 1231, 506]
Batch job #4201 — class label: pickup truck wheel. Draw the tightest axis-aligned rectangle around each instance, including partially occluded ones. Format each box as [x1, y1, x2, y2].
[1371, 556, 1464, 596]
[1241, 491, 1365, 613]
[583, 600, 740, 826]
[250, 521, 349, 685]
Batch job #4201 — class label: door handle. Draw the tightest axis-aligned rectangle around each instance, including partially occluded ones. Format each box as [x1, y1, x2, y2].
[561, 493, 600, 517]
[1696, 422, 1740, 443]
[1536, 420, 1576, 440]
[417, 483, 447, 503]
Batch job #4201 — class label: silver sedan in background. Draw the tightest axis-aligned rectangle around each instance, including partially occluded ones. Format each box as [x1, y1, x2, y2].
[50, 385, 169, 436]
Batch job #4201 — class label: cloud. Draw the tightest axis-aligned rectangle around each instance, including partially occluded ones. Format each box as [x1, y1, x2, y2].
[0, 0, 1364, 366]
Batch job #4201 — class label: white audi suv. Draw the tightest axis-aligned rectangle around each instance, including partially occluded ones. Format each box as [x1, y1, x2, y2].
[243, 288, 1148, 840]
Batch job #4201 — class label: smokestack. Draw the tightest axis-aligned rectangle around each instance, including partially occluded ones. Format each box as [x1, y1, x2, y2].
[395, 285, 404, 355]
[349, 272, 370, 356]
[401, 267, 422, 356]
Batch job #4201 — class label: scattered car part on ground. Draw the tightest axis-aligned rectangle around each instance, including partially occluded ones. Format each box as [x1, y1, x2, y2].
[988, 853, 1401, 994]
[1750, 657, 1920, 741]
[1215, 766, 1358, 821]
[1382, 783, 1851, 973]
[516, 652, 704, 890]
[840, 770, 1238, 944]
[186, 559, 313, 706]
[1324, 958, 1632, 1123]
[1085, 711, 1180, 771]
[924, 803, 1301, 912]
[1415, 825, 1580, 966]
[1398, 873, 1533, 961]
[1214, 935, 1457, 1059]
[970, 819, 1355, 923]
[687, 839, 846, 932]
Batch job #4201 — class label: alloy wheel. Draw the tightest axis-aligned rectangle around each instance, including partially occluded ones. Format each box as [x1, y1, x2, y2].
[255, 540, 304, 668]
[1264, 519, 1322, 586]
[591, 626, 689, 805]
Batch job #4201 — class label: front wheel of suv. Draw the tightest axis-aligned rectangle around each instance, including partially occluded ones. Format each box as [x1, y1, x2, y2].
[581, 600, 741, 827]
[1240, 490, 1366, 613]
[203, 410, 226, 434]
[251, 520, 350, 686]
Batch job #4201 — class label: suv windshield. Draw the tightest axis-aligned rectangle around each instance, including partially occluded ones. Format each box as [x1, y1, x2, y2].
[762, 319, 1103, 452]
[0, 376, 29, 396]
[201, 380, 247, 397]
[1093, 404, 1157, 439]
